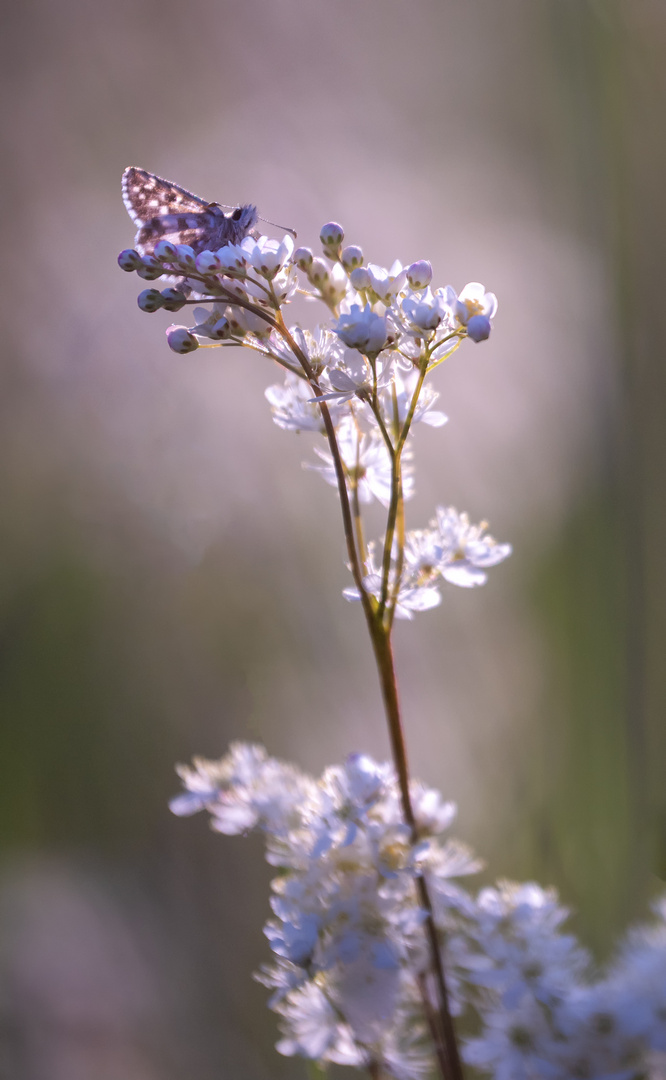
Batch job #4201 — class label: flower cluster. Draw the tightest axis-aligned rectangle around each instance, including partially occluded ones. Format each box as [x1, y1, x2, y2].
[461, 885, 666, 1079]
[343, 508, 512, 619]
[119, 216, 509, 618]
[172, 744, 666, 1080]
[170, 744, 477, 1076]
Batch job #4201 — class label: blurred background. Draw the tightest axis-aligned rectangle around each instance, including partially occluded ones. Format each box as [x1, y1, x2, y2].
[1, 0, 665, 1076]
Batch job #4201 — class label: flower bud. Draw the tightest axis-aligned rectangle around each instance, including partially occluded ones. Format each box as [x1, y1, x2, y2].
[174, 244, 196, 270]
[161, 287, 188, 312]
[341, 245, 363, 272]
[406, 260, 432, 290]
[320, 263, 349, 306]
[320, 222, 344, 250]
[466, 314, 491, 342]
[154, 240, 178, 262]
[137, 255, 163, 280]
[117, 248, 142, 272]
[218, 246, 247, 273]
[293, 246, 313, 271]
[308, 258, 330, 288]
[167, 326, 199, 354]
[350, 266, 371, 292]
[195, 250, 222, 274]
[137, 288, 164, 312]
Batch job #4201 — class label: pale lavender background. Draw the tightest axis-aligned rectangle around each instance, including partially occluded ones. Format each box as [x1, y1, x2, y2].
[1, 1, 665, 1077]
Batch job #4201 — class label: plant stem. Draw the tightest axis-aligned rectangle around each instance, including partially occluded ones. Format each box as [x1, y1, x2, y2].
[369, 624, 464, 1080]
[368, 1059, 384, 1080]
[268, 313, 463, 1076]
[273, 313, 372, 619]
[376, 358, 428, 619]
[417, 972, 451, 1080]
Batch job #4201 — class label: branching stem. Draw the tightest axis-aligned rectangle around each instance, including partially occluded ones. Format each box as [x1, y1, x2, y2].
[273, 312, 373, 621]
[213, 295, 463, 1079]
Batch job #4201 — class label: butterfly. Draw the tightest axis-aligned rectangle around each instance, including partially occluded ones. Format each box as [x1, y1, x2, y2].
[121, 166, 259, 257]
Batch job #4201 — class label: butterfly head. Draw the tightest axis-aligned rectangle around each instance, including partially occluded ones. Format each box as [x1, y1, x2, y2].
[224, 203, 259, 232]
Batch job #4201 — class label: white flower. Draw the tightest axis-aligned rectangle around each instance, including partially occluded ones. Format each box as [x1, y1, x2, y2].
[603, 903, 666, 1051]
[268, 324, 345, 376]
[410, 784, 457, 835]
[463, 998, 564, 1080]
[333, 303, 389, 356]
[467, 883, 588, 1013]
[170, 744, 489, 1076]
[170, 742, 314, 837]
[265, 370, 347, 433]
[169, 757, 227, 816]
[308, 416, 414, 508]
[367, 260, 408, 305]
[436, 506, 512, 587]
[450, 281, 498, 326]
[344, 507, 509, 616]
[555, 983, 644, 1079]
[382, 368, 448, 428]
[265, 911, 321, 965]
[401, 287, 449, 332]
[319, 348, 396, 403]
[188, 302, 231, 340]
[267, 263, 301, 304]
[335, 943, 402, 1044]
[276, 982, 356, 1061]
[342, 752, 388, 806]
[402, 527, 446, 585]
[424, 839, 483, 886]
[305, 325, 347, 370]
[242, 233, 295, 280]
[343, 542, 440, 620]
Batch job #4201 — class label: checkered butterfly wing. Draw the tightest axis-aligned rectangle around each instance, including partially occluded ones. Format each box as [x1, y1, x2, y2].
[121, 167, 258, 257]
[122, 167, 212, 254]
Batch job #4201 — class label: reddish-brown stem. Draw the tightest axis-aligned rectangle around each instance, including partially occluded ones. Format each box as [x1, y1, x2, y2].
[273, 313, 372, 621]
[369, 627, 464, 1080]
[417, 972, 452, 1080]
[368, 1059, 384, 1080]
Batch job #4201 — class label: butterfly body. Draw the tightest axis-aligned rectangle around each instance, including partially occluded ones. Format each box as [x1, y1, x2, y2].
[122, 167, 258, 256]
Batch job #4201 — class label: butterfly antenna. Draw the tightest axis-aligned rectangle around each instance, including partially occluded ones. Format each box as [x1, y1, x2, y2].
[260, 216, 297, 239]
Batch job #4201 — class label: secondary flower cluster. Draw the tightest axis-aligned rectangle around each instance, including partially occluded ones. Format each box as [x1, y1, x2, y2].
[119, 219, 510, 616]
[343, 507, 512, 619]
[172, 744, 666, 1080]
[170, 743, 476, 1077]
